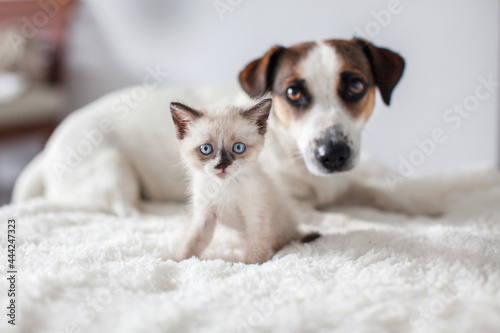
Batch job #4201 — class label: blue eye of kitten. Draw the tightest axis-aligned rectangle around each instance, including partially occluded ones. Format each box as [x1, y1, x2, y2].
[232, 142, 246, 154]
[199, 144, 213, 155]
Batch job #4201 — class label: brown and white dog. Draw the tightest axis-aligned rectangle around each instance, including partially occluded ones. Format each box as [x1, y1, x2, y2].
[13, 38, 411, 215]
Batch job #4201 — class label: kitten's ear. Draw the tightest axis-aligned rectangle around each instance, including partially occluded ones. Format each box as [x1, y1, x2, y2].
[242, 98, 272, 135]
[170, 102, 203, 140]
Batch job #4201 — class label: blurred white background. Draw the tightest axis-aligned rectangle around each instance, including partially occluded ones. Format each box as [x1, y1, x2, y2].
[67, 0, 499, 176]
[0, 0, 499, 204]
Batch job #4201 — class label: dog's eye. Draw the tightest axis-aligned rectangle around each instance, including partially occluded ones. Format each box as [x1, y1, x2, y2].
[284, 84, 310, 108]
[348, 79, 365, 95]
[286, 86, 302, 102]
[340, 73, 367, 103]
[199, 144, 213, 155]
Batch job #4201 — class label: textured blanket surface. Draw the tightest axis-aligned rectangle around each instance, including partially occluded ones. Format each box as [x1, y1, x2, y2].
[1, 166, 500, 333]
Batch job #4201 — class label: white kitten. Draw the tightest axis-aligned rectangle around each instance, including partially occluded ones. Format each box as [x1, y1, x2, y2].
[171, 99, 317, 264]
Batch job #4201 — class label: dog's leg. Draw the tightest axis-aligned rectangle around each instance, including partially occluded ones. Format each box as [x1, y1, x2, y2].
[175, 210, 216, 261]
[332, 181, 443, 216]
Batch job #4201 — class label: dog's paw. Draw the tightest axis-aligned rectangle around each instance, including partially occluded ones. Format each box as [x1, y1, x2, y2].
[381, 196, 444, 217]
[112, 203, 142, 217]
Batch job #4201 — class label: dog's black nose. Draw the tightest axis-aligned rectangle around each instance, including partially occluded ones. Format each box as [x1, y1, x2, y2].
[315, 141, 351, 171]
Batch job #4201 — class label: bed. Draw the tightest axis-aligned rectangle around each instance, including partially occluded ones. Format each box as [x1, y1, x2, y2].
[1, 163, 499, 333]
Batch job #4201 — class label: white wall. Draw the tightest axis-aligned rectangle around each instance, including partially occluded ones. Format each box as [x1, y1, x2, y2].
[66, 0, 500, 176]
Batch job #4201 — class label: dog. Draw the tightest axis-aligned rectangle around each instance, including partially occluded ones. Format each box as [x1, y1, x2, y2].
[13, 38, 418, 216]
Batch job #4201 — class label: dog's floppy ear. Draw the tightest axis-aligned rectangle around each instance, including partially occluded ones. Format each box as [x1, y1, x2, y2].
[170, 102, 202, 140]
[239, 45, 285, 98]
[355, 38, 405, 105]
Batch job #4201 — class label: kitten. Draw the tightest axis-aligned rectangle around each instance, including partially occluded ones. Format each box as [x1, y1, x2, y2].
[170, 99, 314, 264]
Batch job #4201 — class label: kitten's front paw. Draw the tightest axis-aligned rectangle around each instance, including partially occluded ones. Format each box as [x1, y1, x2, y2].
[172, 255, 186, 262]
[172, 248, 193, 262]
[243, 249, 273, 264]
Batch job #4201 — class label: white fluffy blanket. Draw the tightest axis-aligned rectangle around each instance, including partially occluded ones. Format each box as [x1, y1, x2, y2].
[1, 166, 500, 333]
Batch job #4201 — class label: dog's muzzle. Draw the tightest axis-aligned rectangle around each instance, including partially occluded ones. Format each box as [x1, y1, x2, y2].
[314, 126, 353, 173]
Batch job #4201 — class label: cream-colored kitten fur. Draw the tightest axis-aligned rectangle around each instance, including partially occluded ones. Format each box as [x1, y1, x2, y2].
[171, 99, 307, 264]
